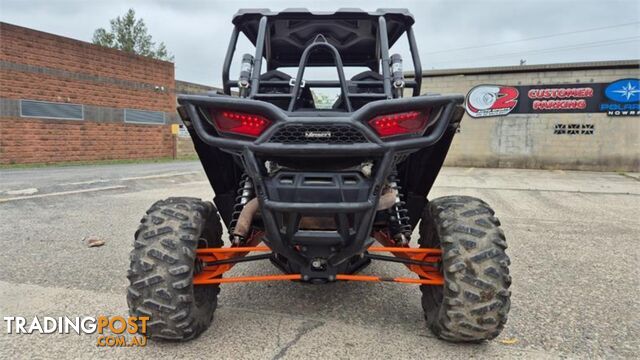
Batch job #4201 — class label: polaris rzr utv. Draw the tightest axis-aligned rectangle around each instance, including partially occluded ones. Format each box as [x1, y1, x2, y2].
[127, 8, 511, 343]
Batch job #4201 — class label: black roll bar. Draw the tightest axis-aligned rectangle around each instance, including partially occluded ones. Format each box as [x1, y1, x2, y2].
[288, 37, 353, 112]
[249, 16, 268, 98]
[222, 27, 239, 95]
[378, 17, 392, 99]
[407, 26, 422, 96]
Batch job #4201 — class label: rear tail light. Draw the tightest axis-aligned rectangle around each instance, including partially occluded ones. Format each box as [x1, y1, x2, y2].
[368, 111, 429, 138]
[211, 110, 271, 137]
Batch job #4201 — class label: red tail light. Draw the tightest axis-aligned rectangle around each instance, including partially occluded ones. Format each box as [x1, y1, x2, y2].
[211, 111, 271, 137]
[368, 111, 429, 138]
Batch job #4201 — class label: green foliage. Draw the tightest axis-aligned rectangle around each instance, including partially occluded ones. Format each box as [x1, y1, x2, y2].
[311, 90, 340, 109]
[92, 9, 173, 62]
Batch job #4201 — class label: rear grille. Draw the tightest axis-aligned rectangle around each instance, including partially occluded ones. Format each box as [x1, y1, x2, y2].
[269, 124, 368, 144]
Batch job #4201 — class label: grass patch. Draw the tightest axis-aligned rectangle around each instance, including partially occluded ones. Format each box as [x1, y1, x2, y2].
[0, 156, 200, 169]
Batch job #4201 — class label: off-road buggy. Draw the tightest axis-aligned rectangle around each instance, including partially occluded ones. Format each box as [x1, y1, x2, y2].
[127, 8, 511, 342]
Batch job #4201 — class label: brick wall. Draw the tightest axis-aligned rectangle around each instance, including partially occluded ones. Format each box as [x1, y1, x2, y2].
[0, 23, 174, 110]
[414, 61, 640, 171]
[0, 22, 177, 164]
[173, 80, 223, 158]
[1, 118, 173, 164]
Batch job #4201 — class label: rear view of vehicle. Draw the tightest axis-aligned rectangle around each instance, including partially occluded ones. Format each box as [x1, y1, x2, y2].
[126, 8, 511, 343]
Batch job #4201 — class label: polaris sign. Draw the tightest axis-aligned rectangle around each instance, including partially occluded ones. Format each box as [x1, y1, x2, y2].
[600, 79, 640, 116]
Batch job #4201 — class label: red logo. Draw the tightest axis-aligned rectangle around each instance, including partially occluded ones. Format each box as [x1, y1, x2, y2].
[466, 85, 519, 118]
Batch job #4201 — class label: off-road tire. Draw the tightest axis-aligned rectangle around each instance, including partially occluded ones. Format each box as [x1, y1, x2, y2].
[127, 197, 224, 341]
[419, 196, 511, 342]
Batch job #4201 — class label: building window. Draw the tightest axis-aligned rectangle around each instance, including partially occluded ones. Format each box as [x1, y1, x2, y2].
[567, 124, 581, 135]
[554, 123, 595, 135]
[20, 100, 84, 120]
[124, 109, 165, 125]
[580, 124, 594, 135]
[553, 124, 566, 134]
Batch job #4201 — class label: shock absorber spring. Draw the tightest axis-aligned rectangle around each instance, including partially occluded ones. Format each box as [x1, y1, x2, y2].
[387, 171, 411, 245]
[229, 173, 254, 245]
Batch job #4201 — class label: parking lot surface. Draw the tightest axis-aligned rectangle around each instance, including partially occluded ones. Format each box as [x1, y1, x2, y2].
[1, 162, 638, 359]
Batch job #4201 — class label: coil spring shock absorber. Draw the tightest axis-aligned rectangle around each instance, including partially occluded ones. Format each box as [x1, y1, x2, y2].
[387, 171, 411, 245]
[229, 173, 254, 245]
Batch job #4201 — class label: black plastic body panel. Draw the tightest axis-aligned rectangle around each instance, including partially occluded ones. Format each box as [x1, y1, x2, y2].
[264, 172, 371, 204]
[177, 93, 464, 280]
[232, 8, 414, 69]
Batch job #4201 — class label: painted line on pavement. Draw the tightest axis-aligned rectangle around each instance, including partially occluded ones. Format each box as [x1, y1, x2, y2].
[4, 188, 39, 196]
[119, 171, 199, 181]
[58, 179, 110, 186]
[0, 185, 127, 203]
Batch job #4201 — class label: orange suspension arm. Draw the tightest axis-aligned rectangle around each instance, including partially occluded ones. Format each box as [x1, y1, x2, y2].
[370, 231, 443, 282]
[193, 230, 444, 286]
[193, 231, 266, 283]
[194, 273, 442, 285]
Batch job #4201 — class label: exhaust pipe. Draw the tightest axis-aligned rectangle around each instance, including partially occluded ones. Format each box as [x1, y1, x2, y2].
[233, 198, 259, 238]
[376, 187, 397, 211]
[232, 189, 398, 237]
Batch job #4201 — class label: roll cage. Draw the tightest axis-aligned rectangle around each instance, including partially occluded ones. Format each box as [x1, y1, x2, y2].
[221, 8, 424, 111]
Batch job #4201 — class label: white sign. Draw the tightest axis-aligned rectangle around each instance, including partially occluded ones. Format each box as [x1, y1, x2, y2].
[178, 124, 190, 138]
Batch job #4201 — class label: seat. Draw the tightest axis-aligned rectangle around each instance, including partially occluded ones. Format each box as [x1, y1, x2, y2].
[257, 70, 315, 110]
[333, 70, 385, 110]
[348, 70, 385, 94]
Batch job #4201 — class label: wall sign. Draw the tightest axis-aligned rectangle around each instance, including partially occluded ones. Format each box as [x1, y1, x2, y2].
[178, 124, 190, 138]
[465, 78, 639, 118]
[466, 86, 519, 117]
[600, 78, 640, 116]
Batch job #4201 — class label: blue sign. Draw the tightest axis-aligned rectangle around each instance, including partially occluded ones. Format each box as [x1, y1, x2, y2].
[604, 79, 640, 103]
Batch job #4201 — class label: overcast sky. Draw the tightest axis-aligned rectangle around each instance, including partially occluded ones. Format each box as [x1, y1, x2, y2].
[1, 0, 639, 87]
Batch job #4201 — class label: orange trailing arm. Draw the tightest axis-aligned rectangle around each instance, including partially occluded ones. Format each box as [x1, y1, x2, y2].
[194, 273, 442, 285]
[193, 231, 266, 284]
[193, 230, 444, 286]
[370, 231, 442, 282]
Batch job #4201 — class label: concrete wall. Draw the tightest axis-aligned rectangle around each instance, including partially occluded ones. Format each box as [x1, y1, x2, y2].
[176, 80, 222, 95]
[176, 135, 197, 158]
[415, 61, 640, 171]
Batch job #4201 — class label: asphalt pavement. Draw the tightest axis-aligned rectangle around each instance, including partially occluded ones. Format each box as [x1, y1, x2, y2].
[0, 161, 638, 359]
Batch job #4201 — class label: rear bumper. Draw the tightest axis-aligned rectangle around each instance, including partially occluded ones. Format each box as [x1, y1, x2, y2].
[178, 93, 464, 155]
[177, 94, 464, 279]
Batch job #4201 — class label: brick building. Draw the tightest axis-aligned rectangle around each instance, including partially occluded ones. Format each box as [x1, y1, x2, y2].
[0, 22, 179, 165]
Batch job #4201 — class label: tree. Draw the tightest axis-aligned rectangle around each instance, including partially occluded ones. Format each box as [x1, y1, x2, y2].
[93, 9, 173, 62]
